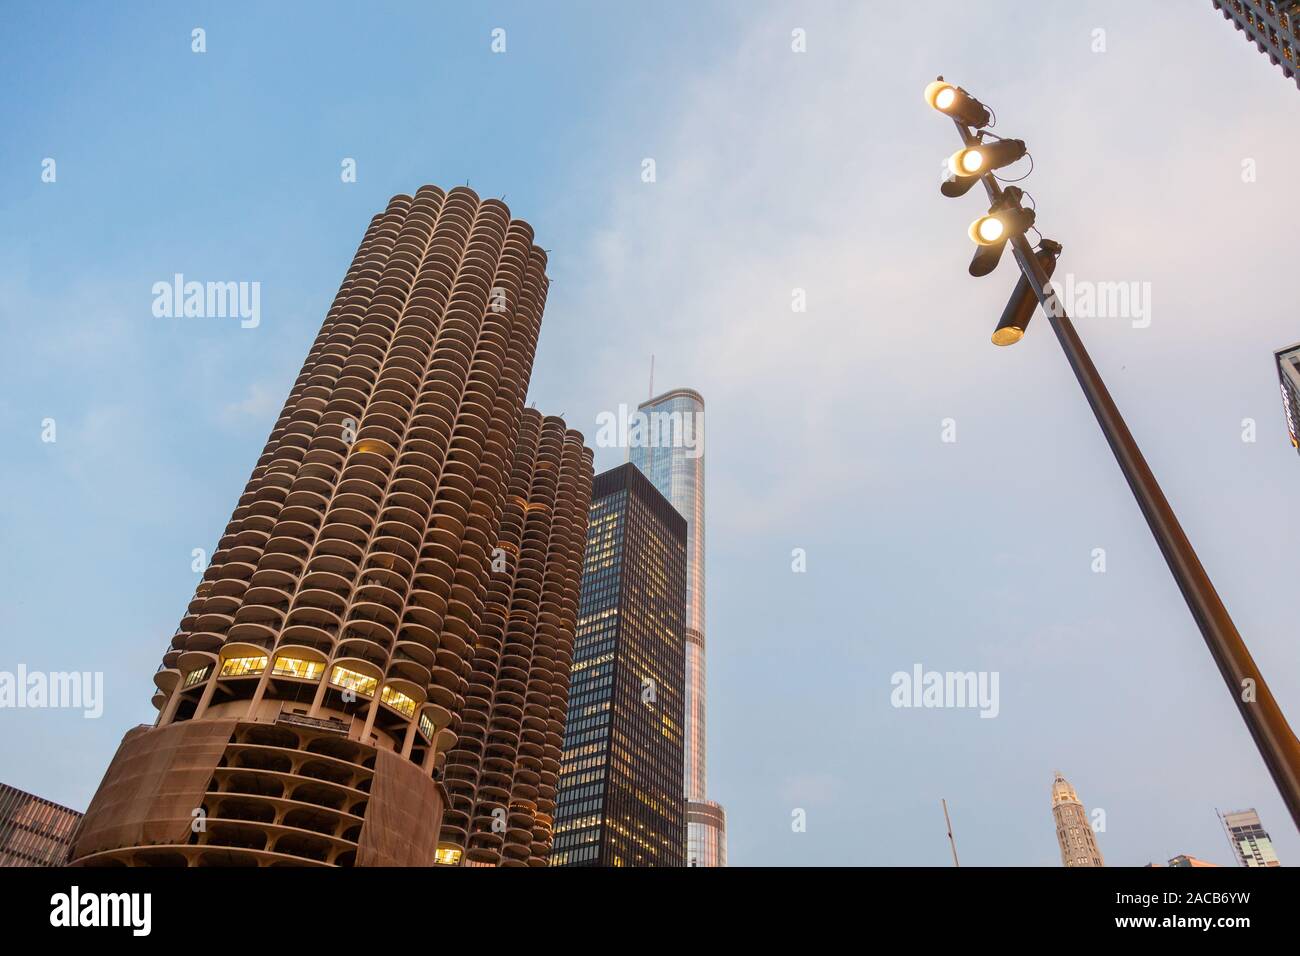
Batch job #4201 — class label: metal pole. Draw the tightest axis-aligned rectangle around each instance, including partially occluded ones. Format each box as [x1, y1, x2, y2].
[942, 798, 960, 867]
[947, 118, 1300, 828]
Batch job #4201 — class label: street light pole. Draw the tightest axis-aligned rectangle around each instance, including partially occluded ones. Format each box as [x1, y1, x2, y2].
[945, 116, 1300, 830]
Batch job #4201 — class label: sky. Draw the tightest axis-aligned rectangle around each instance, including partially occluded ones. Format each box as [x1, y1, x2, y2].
[1, 0, 1298, 867]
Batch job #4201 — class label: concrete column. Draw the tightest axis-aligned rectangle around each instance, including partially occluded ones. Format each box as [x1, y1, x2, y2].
[400, 717, 418, 759]
[359, 693, 380, 743]
[246, 665, 275, 718]
[157, 683, 185, 726]
[191, 669, 223, 719]
[307, 668, 332, 716]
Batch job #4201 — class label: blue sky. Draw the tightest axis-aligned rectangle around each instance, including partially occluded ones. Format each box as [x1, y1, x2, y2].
[2, 1, 1298, 866]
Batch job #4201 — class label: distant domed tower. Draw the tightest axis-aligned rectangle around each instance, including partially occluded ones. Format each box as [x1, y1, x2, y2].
[1052, 771, 1104, 867]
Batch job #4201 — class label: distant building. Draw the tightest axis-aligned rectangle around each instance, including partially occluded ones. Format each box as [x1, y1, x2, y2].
[1275, 342, 1300, 454]
[1051, 771, 1104, 867]
[0, 783, 82, 867]
[1212, 1, 1300, 90]
[551, 463, 687, 866]
[1144, 854, 1220, 867]
[1221, 808, 1281, 866]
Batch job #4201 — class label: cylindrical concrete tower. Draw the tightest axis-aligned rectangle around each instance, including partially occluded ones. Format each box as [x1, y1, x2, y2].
[70, 186, 590, 867]
[438, 410, 594, 866]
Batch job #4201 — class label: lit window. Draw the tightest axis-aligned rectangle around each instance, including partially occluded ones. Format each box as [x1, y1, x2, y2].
[419, 712, 436, 740]
[434, 846, 462, 865]
[380, 685, 417, 716]
[184, 665, 210, 687]
[272, 657, 323, 680]
[220, 655, 267, 677]
[330, 665, 377, 698]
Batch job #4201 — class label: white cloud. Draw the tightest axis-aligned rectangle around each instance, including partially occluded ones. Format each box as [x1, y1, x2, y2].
[218, 382, 282, 427]
[554, 0, 1300, 546]
[780, 771, 841, 807]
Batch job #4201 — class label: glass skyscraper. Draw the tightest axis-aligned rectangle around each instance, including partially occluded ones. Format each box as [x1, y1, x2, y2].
[1275, 342, 1300, 455]
[1211, 0, 1300, 91]
[551, 463, 687, 866]
[629, 388, 726, 866]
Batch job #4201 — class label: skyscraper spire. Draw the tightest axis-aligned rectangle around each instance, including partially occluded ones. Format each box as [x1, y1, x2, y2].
[1051, 771, 1104, 867]
[629, 386, 726, 866]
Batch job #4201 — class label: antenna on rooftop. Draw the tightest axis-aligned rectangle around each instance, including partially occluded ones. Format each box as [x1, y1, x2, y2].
[942, 799, 960, 867]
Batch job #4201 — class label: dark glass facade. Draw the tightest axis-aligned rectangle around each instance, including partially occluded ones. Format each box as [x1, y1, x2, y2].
[551, 463, 686, 866]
